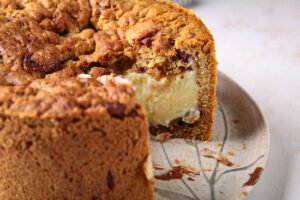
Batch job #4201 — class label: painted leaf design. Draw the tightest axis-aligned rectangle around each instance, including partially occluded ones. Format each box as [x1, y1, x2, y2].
[201, 148, 234, 167]
[243, 167, 264, 187]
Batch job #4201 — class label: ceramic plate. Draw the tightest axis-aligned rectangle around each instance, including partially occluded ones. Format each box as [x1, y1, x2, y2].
[151, 71, 270, 200]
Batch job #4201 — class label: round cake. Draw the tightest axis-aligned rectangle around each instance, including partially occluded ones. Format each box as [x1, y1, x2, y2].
[0, 0, 217, 199]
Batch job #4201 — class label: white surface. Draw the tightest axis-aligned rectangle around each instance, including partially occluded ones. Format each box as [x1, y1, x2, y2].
[191, 0, 300, 199]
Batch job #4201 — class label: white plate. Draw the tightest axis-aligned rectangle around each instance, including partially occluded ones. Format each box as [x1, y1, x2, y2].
[152, 71, 270, 200]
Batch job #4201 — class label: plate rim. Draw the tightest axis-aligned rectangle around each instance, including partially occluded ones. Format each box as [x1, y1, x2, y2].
[218, 70, 270, 199]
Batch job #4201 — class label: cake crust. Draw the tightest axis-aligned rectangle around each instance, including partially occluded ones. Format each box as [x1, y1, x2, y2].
[0, 77, 154, 200]
[0, 77, 137, 118]
[0, 0, 216, 77]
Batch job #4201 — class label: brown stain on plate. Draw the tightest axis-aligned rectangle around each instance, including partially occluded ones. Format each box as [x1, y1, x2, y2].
[155, 166, 200, 181]
[153, 161, 164, 170]
[201, 148, 234, 167]
[156, 132, 172, 143]
[242, 191, 249, 196]
[243, 167, 264, 187]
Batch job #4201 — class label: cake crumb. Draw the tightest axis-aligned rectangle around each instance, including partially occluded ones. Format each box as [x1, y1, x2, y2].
[154, 166, 200, 181]
[153, 162, 164, 170]
[175, 159, 182, 165]
[201, 148, 234, 167]
[242, 143, 247, 150]
[242, 191, 248, 197]
[216, 143, 222, 148]
[156, 132, 172, 143]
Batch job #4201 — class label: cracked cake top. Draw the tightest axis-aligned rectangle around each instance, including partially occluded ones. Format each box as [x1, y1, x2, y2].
[0, 0, 214, 81]
[0, 76, 138, 118]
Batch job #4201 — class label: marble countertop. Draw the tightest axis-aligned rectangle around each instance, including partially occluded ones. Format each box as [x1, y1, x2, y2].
[191, 0, 300, 199]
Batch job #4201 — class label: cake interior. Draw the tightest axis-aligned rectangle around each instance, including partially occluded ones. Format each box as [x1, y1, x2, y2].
[122, 49, 215, 141]
[124, 69, 199, 127]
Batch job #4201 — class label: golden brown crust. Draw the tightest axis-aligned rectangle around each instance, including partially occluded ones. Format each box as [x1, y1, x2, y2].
[0, 77, 137, 119]
[0, 0, 91, 33]
[89, 0, 214, 78]
[0, 77, 154, 200]
[0, 65, 34, 85]
[0, 16, 95, 77]
[0, 0, 215, 78]
[0, 103, 154, 200]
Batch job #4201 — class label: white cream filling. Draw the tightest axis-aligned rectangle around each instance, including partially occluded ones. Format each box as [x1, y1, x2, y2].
[124, 70, 199, 127]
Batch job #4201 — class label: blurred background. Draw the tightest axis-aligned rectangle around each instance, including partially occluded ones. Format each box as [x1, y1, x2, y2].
[175, 0, 300, 199]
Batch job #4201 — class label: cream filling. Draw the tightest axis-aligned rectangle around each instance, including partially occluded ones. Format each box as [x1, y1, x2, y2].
[124, 70, 199, 127]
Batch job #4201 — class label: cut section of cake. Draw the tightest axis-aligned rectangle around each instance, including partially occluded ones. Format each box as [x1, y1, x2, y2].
[124, 70, 199, 127]
[0, 77, 154, 200]
[0, 0, 217, 198]
[88, 0, 218, 140]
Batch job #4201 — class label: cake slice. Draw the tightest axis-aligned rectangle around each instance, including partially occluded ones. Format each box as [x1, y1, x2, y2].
[0, 77, 154, 200]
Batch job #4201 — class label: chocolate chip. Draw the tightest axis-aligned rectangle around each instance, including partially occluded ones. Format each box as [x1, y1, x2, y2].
[168, 117, 183, 128]
[169, 39, 175, 46]
[136, 29, 158, 46]
[132, 139, 138, 146]
[23, 54, 61, 74]
[140, 37, 152, 47]
[107, 171, 115, 190]
[134, 66, 146, 73]
[90, 196, 101, 200]
[23, 55, 42, 72]
[16, 3, 24, 10]
[104, 102, 126, 119]
[176, 50, 190, 63]
[189, 32, 196, 37]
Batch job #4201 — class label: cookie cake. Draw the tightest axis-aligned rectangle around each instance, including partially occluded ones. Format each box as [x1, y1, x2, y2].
[0, 0, 217, 199]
